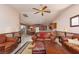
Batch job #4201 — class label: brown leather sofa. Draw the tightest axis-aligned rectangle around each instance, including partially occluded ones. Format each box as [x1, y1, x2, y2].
[60, 34, 79, 54]
[0, 34, 18, 54]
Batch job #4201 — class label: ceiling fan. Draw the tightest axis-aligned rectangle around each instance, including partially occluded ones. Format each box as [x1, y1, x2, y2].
[32, 5, 51, 16]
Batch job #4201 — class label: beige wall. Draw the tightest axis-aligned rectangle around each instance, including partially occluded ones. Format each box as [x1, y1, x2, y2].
[55, 5, 79, 33]
[0, 5, 20, 34]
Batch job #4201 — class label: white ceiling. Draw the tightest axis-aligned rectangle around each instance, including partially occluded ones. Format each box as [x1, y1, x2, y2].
[10, 4, 72, 25]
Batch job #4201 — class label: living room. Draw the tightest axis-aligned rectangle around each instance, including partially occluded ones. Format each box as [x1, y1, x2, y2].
[17, 4, 79, 54]
[0, 4, 79, 54]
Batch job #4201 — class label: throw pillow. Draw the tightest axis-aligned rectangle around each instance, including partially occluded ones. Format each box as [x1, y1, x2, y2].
[68, 38, 79, 45]
[0, 34, 6, 43]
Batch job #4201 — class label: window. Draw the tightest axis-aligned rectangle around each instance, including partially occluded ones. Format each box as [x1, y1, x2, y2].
[70, 15, 79, 27]
[35, 27, 40, 32]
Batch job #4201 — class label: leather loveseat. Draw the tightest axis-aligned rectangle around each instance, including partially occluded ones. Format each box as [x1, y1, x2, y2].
[0, 34, 18, 54]
[60, 34, 79, 54]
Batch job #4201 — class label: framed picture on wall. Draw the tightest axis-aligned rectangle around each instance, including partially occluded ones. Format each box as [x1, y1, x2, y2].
[70, 15, 79, 27]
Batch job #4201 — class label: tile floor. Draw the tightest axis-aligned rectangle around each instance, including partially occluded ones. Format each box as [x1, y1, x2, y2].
[11, 35, 32, 54]
[22, 42, 32, 54]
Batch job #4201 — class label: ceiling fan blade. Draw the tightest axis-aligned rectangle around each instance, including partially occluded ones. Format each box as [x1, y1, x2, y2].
[32, 8, 40, 11]
[44, 11, 51, 13]
[42, 6, 47, 10]
[34, 12, 39, 14]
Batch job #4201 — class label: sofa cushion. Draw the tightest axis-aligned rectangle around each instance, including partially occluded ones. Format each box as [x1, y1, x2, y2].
[0, 42, 16, 49]
[68, 38, 79, 45]
[6, 37, 17, 42]
[0, 34, 6, 44]
[4, 42, 16, 49]
[37, 32, 47, 39]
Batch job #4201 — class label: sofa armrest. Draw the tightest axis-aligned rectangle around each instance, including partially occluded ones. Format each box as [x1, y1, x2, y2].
[0, 45, 5, 53]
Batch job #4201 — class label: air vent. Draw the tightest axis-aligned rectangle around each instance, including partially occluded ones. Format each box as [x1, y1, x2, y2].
[23, 14, 28, 17]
